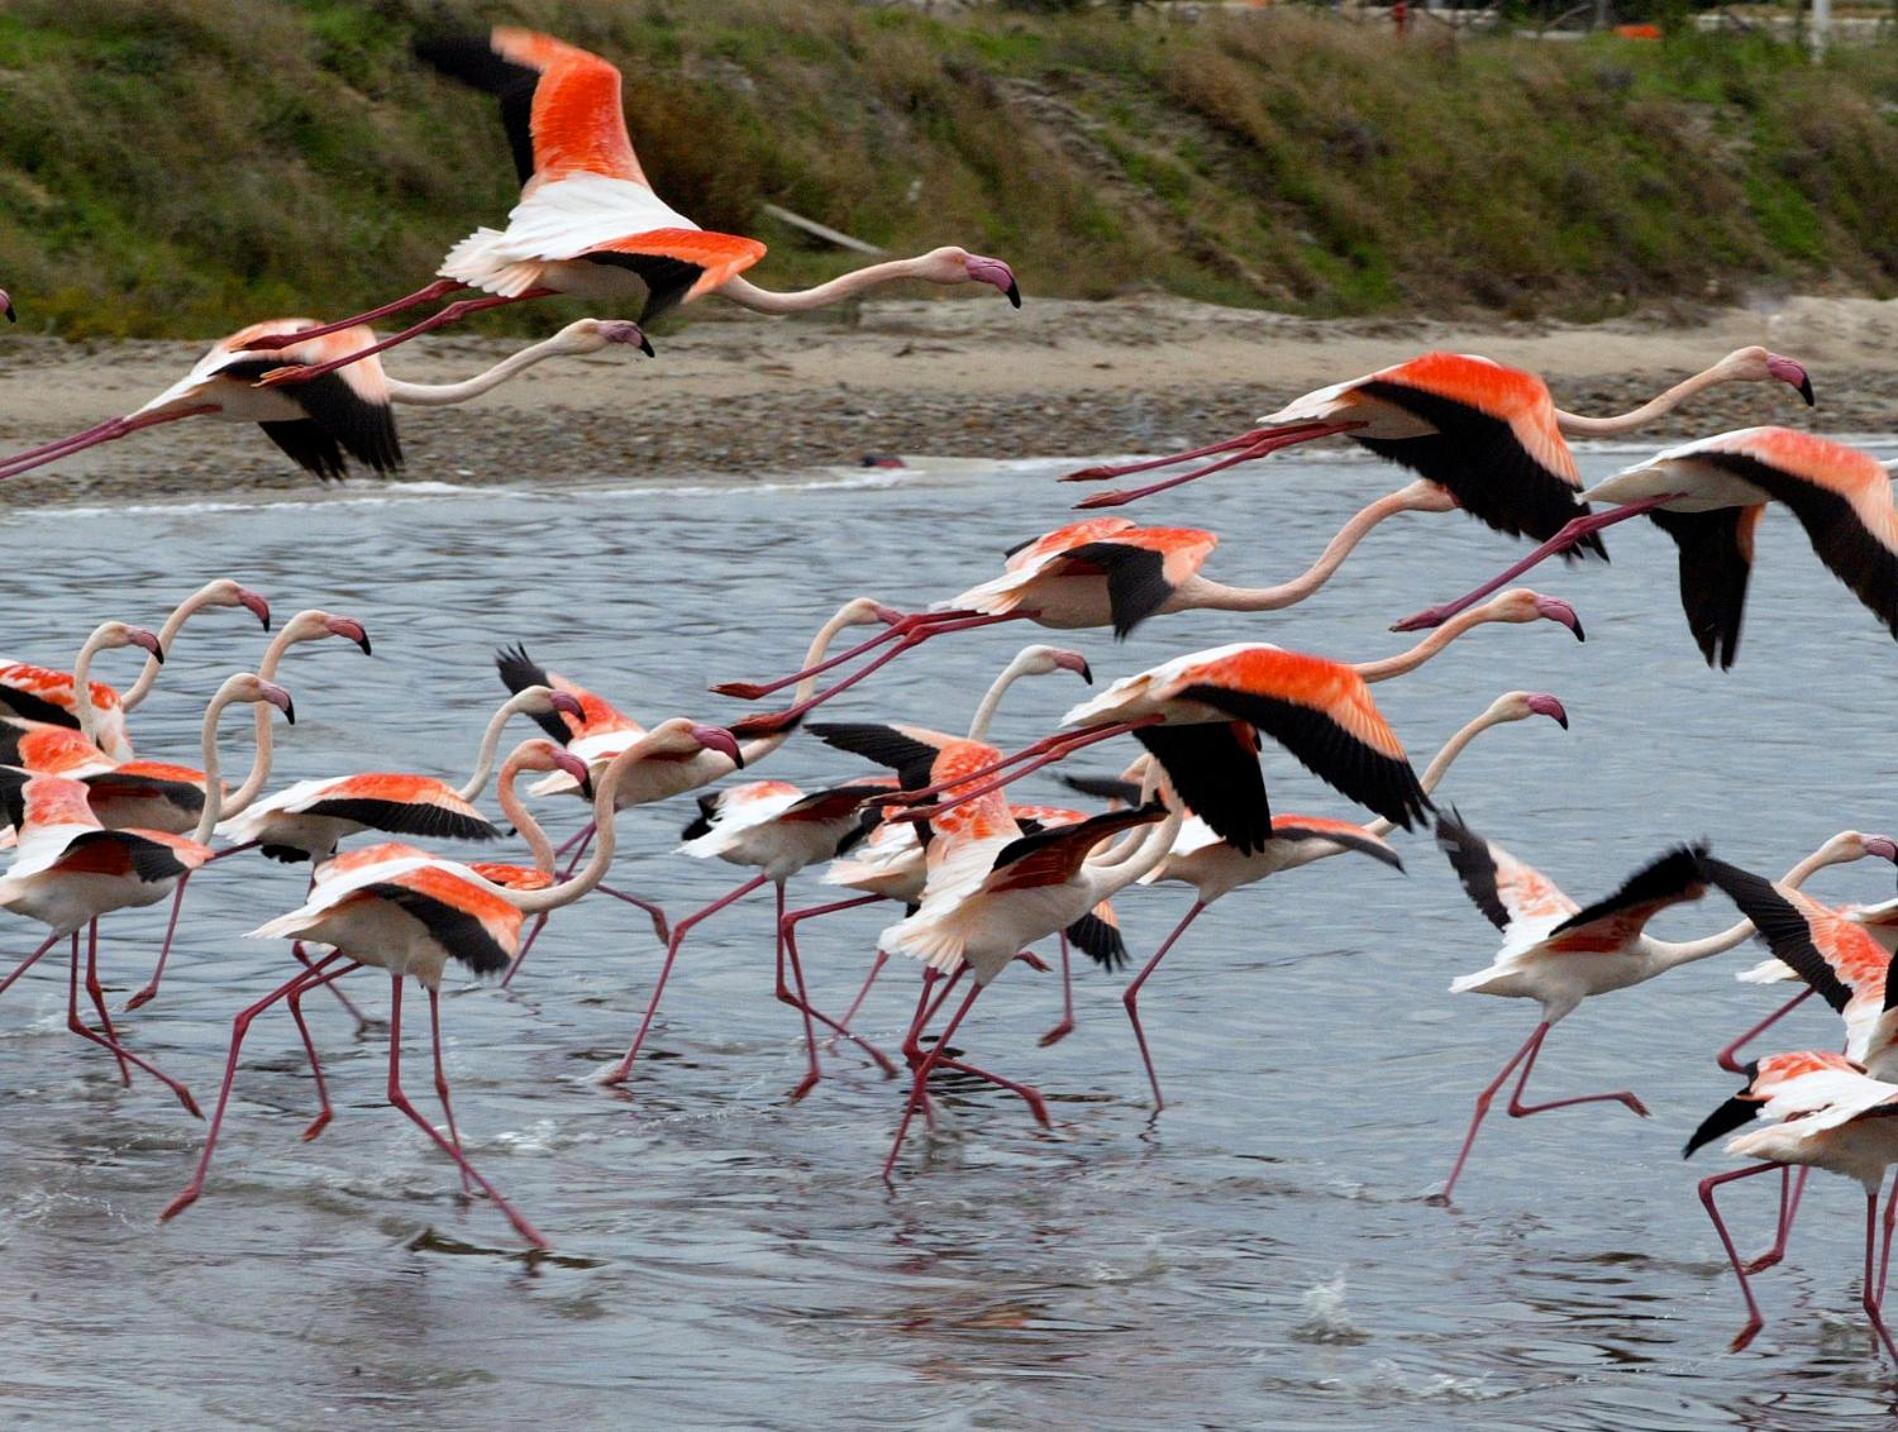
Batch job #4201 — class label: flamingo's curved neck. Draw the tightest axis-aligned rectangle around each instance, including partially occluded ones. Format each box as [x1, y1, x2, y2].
[382, 332, 585, 407]
[1180, 481, 1452, 614]
[742, 606, 881, 764]
[458, 693, 547, 803]
[1647, 840, 1869, 970]
[68, 625, 124, 745]
[220, 622, 313, 818]
[1553, 362, 1735, 439]
[715, 258, 932, 316]
[190, 687, 251, 845]
[1353, 604, 1502, 683]
[967, 651, 1045, 741]
[122, 583, 218, 713]
[496, 761, 556, 875]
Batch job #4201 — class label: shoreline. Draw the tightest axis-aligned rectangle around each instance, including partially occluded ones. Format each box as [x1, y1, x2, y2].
[2, 293, 1896, 510]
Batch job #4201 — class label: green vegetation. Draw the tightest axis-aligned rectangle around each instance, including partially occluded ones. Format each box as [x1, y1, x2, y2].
[1, 1, 1896, 338]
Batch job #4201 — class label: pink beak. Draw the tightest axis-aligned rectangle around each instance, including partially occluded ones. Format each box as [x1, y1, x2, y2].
[691, 724, 745, 768]
[1524, 693, 1569, 728]
[1053, 649, 1093, 683]
[1533, 596, 1585, 641]
[128, 627, 164, 663]
[554, 751, 594, 796]
[1866, 836, 1898, 864]
[324, 616, 372, 655]
[259, 680, 295, 724]
[549, 691, 585, 721]
[596, 319, 654, 356]
[1765, 353, 1816, 407]
[963, 255, 1021, 308]
[236, 587, 271, 631]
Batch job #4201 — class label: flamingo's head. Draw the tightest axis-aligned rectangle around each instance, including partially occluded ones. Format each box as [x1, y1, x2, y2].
[1812, 831, 1898, 871]
[568, 317, 654, 358]
[689, 723, 744, 768]
[277, 609, 372, 655]
[1722, 346, 1815, 407]
[835, 597, 900, 631]
[1487, 690, 1570, 728]
[197, 578, 272, 631]
[1, 289, 15, 323]
[1017, 645, 1093, 684]
[512, 685, 586, 724]
[508, 739, 596, 800]
[1483, 589, 1584, 642]
[915, 246, 1021, 308]
[221, 673, 295, 725]
[98, 622, 165, 663]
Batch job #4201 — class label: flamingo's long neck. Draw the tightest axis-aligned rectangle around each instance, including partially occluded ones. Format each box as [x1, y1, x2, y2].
[68, 626, 121, 744]
[1353, 604, 1503, 683]
[1647, 840, 1868, 971]
[714, 258, 934, 316]
[459, 694, 544, 802]
[1366, 704, 1513, 838]
[496, 760, 556, 875]
[966, 651, 1045, 741]
[1086, 764, 1182, 886]
[220, 623, 305, 818]
[382, 333, 585, 407]
[189, 687, 248, 845]
[1180, 481, 1453, 614]
[122, 584, 217, 713]
[742, 608, 877, 765]
[1553, 362, 1736, 439]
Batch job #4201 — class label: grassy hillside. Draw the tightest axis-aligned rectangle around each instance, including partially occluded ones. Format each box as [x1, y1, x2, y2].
[1, 0, 1896, 338]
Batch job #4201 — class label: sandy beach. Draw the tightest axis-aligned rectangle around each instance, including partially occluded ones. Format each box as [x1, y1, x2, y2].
[2, 292, 1897, 508]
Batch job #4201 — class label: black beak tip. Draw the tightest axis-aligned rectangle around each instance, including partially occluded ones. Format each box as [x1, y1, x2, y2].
[258, 614, 272, 633]
[151, 647, 165, 666]
[1570, 620, 1586, 643]
[1079, 662, 1093, 685]
[356, 636, 373, 656]
[1005, 281, 1022, 309]
[3, 304, 14, 323]
[1799, 376, 1816, 407]
[1554, 712, 1570, 729]
[639, 336, 656, 358]
[283, 699, 297, 727]
[580, 778, 596, 801]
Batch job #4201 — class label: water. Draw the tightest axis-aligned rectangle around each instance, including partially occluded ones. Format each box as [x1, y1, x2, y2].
[2, 446, 1896, 1428]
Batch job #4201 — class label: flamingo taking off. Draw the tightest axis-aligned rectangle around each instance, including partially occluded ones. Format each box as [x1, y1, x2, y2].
[1058, 347, 1812, 522]
[241, 28, 1018, 386]
[1393, 427, 1898, 665]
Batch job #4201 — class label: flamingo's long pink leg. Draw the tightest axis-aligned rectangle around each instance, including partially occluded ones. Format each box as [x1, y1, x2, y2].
[0, 930, 61, 999]
[1060, 428, 1276, 483]
[1122, 900, 1206, 1111]
[712, 608, 948, 701]
[1716, 988, 1814, 1074]
[885, 719, 1161, 823]
[256, 292, 559, 386]
[885, 983, 987, 1180]
[1505, 1023, 1649, 1119]
[1743, 1164, 1812, 1275]
[836, 947, 890, 1035]
[292, 940, 374, 1030]
[160, 952, 353, 1221]
[1698, 1160, 1787, 1352]
[0, 405, 219, 481]
[601, 875, 769, 1086]
[1068, 422, 1362, 510]
[78, 928, 130, 1085]
[283, 959, 352, 1143]
[1879, 1173, 1898, 1302]
[384, 976, 548, 1249]
[123, 876, 191, 1011]
[596, 885, 670, 944]
[1391, 493, 1679, 633]
[501, 914, 550, 989]
[1865, 1188, 1898, 1361]
[65, 927, 200, 1116]
[1432, 1021, 1551, 1206]
[1038, 932, 1077, 1048]
[772, 882, 826, 1101]
[779, 894, 884, 1031]
[775, 889, 897, 1078]
[558, 823, 597, 879]
[427, 986, 474, 1194]
[236, 279, 471, 351]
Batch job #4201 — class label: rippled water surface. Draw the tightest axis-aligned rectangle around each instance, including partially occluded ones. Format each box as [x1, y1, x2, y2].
[5, 447, 1898, 1428]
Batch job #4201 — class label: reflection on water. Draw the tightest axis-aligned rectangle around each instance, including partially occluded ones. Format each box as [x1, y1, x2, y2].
[3, 448, 1897, 1426]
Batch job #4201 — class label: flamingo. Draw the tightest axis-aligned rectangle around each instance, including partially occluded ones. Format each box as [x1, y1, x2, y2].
[241, 28, 1018, 386]
[1394, 427, 1898, 662]
[0, 673, 294, 1113]
[0, 580, 270, 759]
[123, 609, 376, 1012]
[213, 685, 586, 864]
[0, 287, 12, 322]
[1057, 346, 1812, 519]
[161, 718, 740, 1247]
[1685, 1050, 1898, 1358]
[1430, 814, 1897, 1205]
[1121, 689, 1570, 1109]
[783, 644, 1098, 1040]
[877, 762, 1183, 1178]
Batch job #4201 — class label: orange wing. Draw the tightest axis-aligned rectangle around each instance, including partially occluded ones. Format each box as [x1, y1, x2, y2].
[1369, 352, 1578, 486]
[490, 28, 647, 186]
[1169, 647, 1409, 761]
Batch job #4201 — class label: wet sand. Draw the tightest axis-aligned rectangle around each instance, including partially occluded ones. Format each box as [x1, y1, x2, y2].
[2, 292, 1896, 507]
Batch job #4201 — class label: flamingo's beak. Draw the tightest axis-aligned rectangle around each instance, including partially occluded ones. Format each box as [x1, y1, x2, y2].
[1533, 596, 1585, 642]
[1, 290, 14, 323]
[692, 724, 744, 768]
[259, 680, 295, 725]
[323, 616, 371, 655]
[129, 628, 165, 663]
[964, 255, 1020, 308]
[1524, 693, 1569, 729]
[236, 587, 271, 631]
[1053, 649, 1093, 684]
[554, 751, 594, 799]
[596, 319, 653, 356]
[548, 691, 585, 722]
[1766, 353, 1815, 407]
[1865, 835, 1898, 864]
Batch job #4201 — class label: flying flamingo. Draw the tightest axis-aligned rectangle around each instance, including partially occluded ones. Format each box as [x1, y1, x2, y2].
[162, 718, 741, 1247]
[0, 673, 294, 1112]
[784, 644, 1099, 1041]
[123, 609, 376, 1012]
[1393, 427, 1898, 663]
[500, 599, 902, 990]
[0, 316, 654, 484]
[1057, 346, 1812, 517]
[1429, 814, 1898, 1205]
[1686, 1049, 1898, 1358]
[240, 28, 1018, 386]
[0, 580, 270, 759]
[1121, 689, 1570, 1109]
[877, 763, 1183, 1178]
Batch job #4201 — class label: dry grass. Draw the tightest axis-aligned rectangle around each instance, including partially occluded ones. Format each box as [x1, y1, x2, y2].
[0, 1, 1893, 338]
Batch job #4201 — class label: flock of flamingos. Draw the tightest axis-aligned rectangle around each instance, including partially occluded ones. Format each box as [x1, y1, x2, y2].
[6, 24, 1898, 1362]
